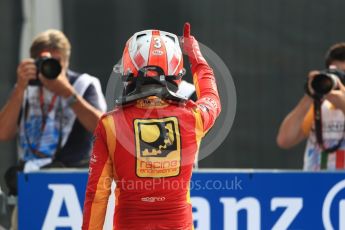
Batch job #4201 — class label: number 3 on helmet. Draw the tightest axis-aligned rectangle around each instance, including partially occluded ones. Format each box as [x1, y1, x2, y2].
[121, 30, 185, 85]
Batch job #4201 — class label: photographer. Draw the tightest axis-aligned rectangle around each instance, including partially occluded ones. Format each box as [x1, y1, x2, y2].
[277, 43, 345, 171]
[0, 29, 106, 229]
[0, 29, 107, 190]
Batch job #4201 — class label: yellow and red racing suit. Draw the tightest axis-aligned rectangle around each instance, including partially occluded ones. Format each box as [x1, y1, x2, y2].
[82, 25, 221, 230]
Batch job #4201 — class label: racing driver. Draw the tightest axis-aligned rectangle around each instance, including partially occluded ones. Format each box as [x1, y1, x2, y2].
[82, 23, 221, 230]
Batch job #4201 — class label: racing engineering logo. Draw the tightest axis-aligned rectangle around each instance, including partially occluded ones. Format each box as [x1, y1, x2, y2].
[134, 117, 181, 178]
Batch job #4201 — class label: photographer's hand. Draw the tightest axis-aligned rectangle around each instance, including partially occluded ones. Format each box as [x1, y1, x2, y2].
[38, 71, 75, 98]
[325, 78, 345, 114]
[306, 70, 320, 97]
[16, 59, 37, 90]
[39, 72, 102, 132]
[277, 71, 316, 149]
[0, 60, 36, 140]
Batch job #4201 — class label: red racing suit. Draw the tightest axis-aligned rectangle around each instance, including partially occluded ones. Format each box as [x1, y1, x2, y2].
[82, 34, 221, 230]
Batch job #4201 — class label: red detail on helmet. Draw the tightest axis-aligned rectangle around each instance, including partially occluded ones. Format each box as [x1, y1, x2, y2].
[147, 33, 168, 76]
[169, 54, 179, 75]
[122, 41, 139, 76]
[134, 51, 145, 69]
[152, 30, 160, 36]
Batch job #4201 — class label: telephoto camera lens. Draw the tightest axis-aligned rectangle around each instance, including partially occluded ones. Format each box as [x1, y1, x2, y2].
[38, 57, 62, 79]
[29, 57, 62, 86]
[311, 73, 338, 95]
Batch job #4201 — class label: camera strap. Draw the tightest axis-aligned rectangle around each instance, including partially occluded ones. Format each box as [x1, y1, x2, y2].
[39, 87, 57, 131]
[313, 98, 344, 169]
[23, 88, 63, 158]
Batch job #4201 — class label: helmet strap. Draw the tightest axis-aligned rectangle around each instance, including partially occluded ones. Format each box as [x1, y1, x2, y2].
[116, 66, 187, 106]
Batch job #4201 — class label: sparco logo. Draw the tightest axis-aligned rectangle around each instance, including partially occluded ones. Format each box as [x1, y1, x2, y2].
[141, 196, 166, 202]
[322, 179, 345, 230]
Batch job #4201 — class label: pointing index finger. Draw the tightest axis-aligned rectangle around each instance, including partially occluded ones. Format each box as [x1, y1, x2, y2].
[183, 22, 191, 38]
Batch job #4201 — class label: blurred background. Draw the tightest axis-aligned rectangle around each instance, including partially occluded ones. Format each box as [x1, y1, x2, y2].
[1, 0, 345, 191]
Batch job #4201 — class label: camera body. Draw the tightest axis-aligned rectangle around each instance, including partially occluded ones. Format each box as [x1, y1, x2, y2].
[29, 55, 62, 86]
[308, 69, 345, 97]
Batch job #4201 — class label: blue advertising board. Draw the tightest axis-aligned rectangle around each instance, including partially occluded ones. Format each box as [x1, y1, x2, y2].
[18, 171, 88, 230]
[18, 170, 345, 230]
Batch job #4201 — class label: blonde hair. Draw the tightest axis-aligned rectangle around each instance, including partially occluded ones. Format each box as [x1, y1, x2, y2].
[30, 29, 71, 60]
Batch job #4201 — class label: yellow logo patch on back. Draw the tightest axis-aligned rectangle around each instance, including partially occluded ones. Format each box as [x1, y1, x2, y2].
[134, 117, 181, 178]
